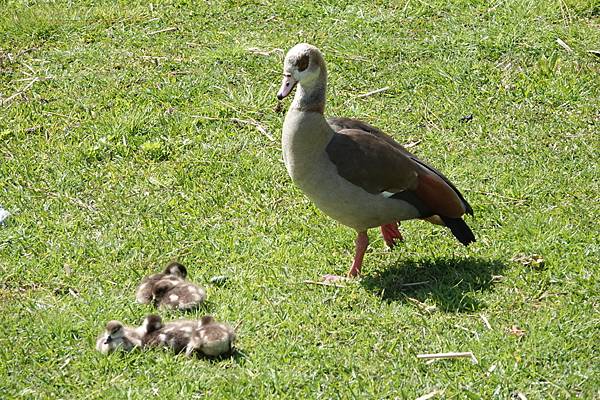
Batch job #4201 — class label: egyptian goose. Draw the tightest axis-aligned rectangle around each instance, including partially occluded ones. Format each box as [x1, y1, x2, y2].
[186, 316, 236, 357]
[151, 279, 206, 311]
[95, 320, 142, 354]
[277, 44, 475, 279]
[136, 262, 187, 304]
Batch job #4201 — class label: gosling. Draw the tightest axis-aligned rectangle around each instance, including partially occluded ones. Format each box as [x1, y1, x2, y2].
[135, 261, 187, 304]
[142, 316, 200, 353]
[95, 320, 142, 354]
[151, 279, 206, 311]
[186, 316, 236, 357]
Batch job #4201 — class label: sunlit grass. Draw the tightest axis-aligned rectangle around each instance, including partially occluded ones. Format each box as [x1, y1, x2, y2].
[0, 0, 598, 398]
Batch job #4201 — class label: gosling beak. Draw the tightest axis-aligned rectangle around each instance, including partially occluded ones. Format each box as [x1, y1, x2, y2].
[104, 336, 112, 344]
[277, 75, 297, 100]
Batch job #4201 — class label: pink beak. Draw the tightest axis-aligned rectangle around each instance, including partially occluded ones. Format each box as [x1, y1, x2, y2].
[277, 75, 297, 100]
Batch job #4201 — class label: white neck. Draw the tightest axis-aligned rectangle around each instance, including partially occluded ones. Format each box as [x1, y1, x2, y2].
[290, 69, 327, 114]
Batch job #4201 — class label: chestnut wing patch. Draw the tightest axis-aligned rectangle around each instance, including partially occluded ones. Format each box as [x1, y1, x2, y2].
[328, 117, 473, 216]
[414, 170, 467, 218]
[326, 128, 468, 219]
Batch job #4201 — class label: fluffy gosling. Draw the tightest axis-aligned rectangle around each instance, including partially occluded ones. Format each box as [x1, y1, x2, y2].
[135, 262, 187, 304]
[95, 320, 142, 354]
[151, 279, 206, 311]
[186, 316, 236, 357]
[142, 317, 200, 353]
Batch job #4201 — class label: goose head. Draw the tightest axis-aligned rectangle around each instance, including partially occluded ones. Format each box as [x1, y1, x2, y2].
[277, 43, 326, 100]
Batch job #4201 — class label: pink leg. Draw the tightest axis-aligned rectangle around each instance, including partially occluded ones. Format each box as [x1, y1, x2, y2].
[347, 231, 369, 278]
[322, 231, 369, 282]
[380, 222, 403, 249]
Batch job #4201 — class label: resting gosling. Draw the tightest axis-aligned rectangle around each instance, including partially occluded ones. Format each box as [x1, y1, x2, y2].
[186, 316, 236, 357]
[135, 261, 187, 304]
[142, 317, 200, 353]
[138, 314, 163, 336]
[95, 320, 142, 354]
[152, 279, 206, 311]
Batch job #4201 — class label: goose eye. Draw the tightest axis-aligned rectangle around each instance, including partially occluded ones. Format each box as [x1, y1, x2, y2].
[297, 54, 309, 72]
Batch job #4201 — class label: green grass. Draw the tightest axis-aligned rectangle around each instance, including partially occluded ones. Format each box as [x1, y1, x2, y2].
[0, 0, 598, 398]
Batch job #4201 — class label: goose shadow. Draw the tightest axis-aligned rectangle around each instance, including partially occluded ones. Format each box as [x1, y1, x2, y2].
[361, 257, 507, 312]
[189, 348, 247, 364]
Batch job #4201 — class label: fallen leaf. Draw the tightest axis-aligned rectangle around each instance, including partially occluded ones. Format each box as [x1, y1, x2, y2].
[511, 254, 545, 269]
[247, 47, 283, 56]
[407, 297, 438, 313]
[507, 325, 526, 337]
[556, 38, 572, 52]
[416, 389, 444, 400]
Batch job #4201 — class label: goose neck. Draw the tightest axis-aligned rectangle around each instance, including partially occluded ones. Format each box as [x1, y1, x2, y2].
[291, 72, 327, 114]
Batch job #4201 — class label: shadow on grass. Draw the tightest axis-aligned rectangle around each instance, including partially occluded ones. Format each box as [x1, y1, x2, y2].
[361, 257, 507, 312]
[188, 348, 248, 365]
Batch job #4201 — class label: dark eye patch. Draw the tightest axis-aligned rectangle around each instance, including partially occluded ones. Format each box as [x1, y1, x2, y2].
[297, 54, 309, 72]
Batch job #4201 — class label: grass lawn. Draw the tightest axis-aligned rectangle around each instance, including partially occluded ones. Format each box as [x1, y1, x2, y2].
[1, 0, 598, 398]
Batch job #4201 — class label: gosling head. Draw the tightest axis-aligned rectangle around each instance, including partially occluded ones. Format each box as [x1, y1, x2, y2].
[152, 280, 175, 306]
[163, 262, 187, 279]
[104, 320, 125, 344]
[141, 314, 163, 334]
[277, 43, 326, 100]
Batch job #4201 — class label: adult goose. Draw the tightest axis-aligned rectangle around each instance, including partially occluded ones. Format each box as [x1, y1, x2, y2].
[277, 43, 475, 280]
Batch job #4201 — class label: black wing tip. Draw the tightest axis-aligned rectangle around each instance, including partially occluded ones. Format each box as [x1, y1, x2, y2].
[440, 216, 476, 246]
[464, 200, 474, 216]
[466, 205, 474, 217]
